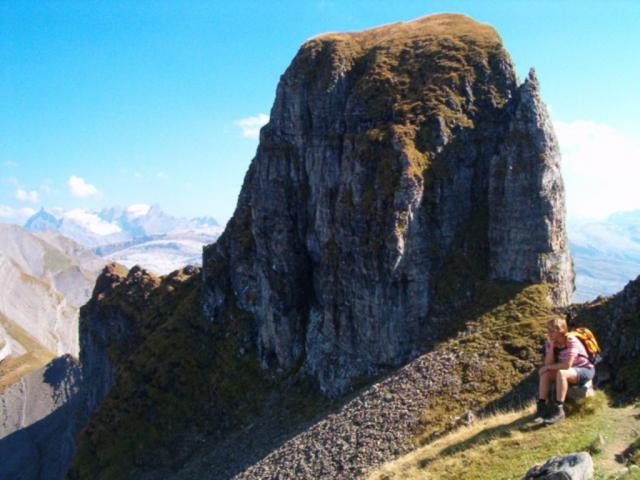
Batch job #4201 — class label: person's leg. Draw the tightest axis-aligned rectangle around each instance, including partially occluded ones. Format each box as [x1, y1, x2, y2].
[546, 368, 579, 425]
[535, 370, 555, 421]
[555, 368, 579, 402]
[538, 370, 555, 400]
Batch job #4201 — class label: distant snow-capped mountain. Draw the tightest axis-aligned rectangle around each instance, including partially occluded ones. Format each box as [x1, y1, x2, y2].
[569, 210, 640, 302]
[24, 205, 223, 275]
[25, 207, 127, 247]
[23, 208, 61, 232]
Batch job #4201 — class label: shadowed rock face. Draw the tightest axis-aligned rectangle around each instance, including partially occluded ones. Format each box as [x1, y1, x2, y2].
[202, 13, 573, 394]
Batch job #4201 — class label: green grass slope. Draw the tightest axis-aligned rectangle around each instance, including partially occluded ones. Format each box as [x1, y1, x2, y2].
[69, 269, 272, 480]
[370, 393, 640, 480]
[370, 277, 640, 480]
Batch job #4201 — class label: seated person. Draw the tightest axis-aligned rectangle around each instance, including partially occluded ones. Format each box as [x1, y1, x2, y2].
[535, 316, 595, 424]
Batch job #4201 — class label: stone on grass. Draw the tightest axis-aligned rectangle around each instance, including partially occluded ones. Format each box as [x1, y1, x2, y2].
[524, 452, 593, 479]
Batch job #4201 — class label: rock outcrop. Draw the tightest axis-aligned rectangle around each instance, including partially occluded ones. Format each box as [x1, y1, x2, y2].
[69, 13, 574, 479]
[524, 452, 594, 480]
[567, 274, 640, 395]
[202, 13, 573, 395]
[77, 263, 160, 420]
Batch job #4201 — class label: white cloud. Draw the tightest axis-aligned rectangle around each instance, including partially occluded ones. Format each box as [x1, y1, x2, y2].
[63, 209, 121, 235]
[0, 205, 36, 223]
[68, 176, 100, 198]
[554, 120, 640, 220]
[156, 172, 168, 179]
[15, 188, 39, 203]
[126, 204, 150, 219]
[0, 205, 14, 218]
[234, 113, 269, 138]
[3, 161, 18, 168]
[20, 207, 36, 218]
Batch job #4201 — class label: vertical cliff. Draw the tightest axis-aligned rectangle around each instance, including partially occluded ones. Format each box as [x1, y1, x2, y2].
[202, 13, 573, 395]
[69, 13, 574, 479]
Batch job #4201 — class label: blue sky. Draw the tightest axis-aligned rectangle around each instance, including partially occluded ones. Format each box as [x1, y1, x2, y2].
[2, 1, 639, 224]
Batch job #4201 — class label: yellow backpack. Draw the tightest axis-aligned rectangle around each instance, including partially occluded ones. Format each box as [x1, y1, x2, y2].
[568, 327, 602, 365]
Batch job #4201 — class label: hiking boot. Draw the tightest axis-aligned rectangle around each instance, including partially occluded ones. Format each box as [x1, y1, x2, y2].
[533, 400, 547, 424]
[544, 403, 566, 425]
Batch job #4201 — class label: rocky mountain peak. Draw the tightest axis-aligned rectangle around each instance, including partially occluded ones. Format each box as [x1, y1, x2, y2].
[201, 13, 573, 394]
[67, 15, 578, 478]
[23, 207, 62, 232]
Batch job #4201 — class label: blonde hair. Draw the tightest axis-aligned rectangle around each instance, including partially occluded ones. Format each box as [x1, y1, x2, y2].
[546, 316, 568, 333]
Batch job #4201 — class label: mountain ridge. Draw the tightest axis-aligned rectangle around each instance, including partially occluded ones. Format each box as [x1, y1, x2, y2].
[69, 13, 576, 479]
[23, 205, 222, 274]
[25, 204, 220, 247]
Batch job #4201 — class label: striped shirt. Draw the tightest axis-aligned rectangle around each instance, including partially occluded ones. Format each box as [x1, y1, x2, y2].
[546, 335, 594, 369]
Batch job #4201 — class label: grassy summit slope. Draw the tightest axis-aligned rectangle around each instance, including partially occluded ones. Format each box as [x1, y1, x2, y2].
[268, 13, 513, 251]
[370, 394, 640, 480]
[70, 267, 270, 480]
[370, 277, 640, 480]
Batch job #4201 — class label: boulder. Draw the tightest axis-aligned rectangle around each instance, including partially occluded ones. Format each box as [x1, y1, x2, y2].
[567, 381, 595, 401]
[547, 381, 595, 403]
[524, 452, 594, 479]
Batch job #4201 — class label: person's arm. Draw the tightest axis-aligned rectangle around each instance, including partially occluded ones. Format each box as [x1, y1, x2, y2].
[544, 337, 555, 366]
[546, 356, 574, 371]
[546, 336, 578, 370]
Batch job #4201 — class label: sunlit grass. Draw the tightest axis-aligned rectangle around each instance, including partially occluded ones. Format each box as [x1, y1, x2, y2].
[369, 392, 640, 480]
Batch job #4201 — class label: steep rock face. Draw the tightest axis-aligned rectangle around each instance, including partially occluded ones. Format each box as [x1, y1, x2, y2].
[70, 263, 272, 479]
[488, 69, 572, 299]
[203, 14, 573, 394]
[78, 263, 161, 419]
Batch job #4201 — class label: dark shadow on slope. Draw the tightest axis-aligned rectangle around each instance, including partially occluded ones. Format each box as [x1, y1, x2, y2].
[122, 379, 337, 480]
[0, 398, 80, 480]
[617, 434, 640, 466]
[43, 354, 80, 405]
[0, 355, 82, 480]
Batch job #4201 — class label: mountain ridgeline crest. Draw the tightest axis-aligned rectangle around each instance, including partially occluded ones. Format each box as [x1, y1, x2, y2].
[69, 13, 574, 478]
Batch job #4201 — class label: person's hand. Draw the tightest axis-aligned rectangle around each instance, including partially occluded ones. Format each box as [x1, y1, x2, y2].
[539, 365, 548, 376]
[545, 336, 554, 350]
